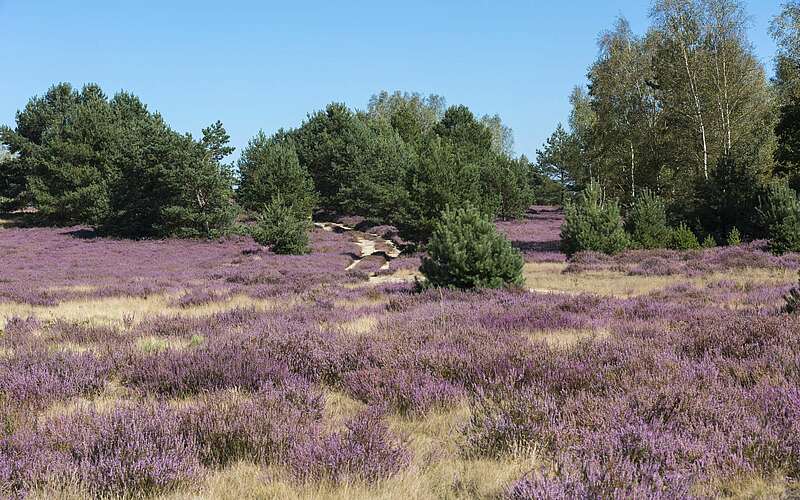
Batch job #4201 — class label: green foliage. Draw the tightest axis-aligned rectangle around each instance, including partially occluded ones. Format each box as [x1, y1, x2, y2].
[668, 223, 701, 250]
[251, 195, 310, 255]
[483, 155, 534, 220]
[420, 204, 523, 290]
[758, 179, 800, 254]
[102, 117, 237, 239]
[560, 180, 629, 257]
[1, 83, 236, 237]
[702, 234, 716, 248]
[0, 147, 24, 210]
[336, 119, 416, 222]
[768, 218, 800, 255]
[693, 157, 764, 242]
[237, 131, 316, 215]
[396, 135, 495, 242]
[535, 124, 580, 205]
[1, 83, 116, 224]
[726, 227, 742, 247]
[367, 91, 445, 147]
[290, 97, 529, 243]
[626, 189, 670, 249]
[759, 178, 800, 230]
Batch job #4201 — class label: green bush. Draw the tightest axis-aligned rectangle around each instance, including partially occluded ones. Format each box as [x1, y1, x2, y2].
[767, 218, 800, 255]
[758, 179, 800, 254]
[420, 204, 523, 289]
[251, 195, 310, 255]
[701, 234, 716, 248]
[726, 227, 742, 247]
[668, 223, 701, 250]
[626, 189, 670, 249]
[560, 180, 629, 257]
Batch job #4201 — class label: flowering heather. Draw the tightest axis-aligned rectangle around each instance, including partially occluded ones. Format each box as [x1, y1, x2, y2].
[288, 408, 411, 483]
[0, 225, 360, 305]
[1, 403, 200, 497]
[1, 208, 800, 496]
[495, 206, 566, 262]
[566, 240, 800, 277]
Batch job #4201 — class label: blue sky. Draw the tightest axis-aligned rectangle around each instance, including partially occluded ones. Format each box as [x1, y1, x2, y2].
[0, 0, 783, 161]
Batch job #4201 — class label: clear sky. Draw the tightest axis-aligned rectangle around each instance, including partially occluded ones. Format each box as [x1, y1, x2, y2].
[0, 0, 783, 161]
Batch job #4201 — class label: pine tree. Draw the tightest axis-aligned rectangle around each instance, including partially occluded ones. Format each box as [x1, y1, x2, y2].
[252, 194, 310, 255]
[560, 180, 629, 256]
[420, 204, 524, 289]
[626, 189, 670, 249]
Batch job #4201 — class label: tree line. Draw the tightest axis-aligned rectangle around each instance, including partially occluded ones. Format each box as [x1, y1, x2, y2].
[0, 88, 534, 251]
[538, 0, 800, 253]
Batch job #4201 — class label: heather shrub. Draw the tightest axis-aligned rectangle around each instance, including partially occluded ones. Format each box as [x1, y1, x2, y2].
[288, 408, 410, 483]
[726, 227, 742, 247]
[251, 194, 310, 255]
[668, 223, 700, 250]
[179, 385, 324, 467]
[119, 340, 298, 396]
[2, 404, 200, 497]
[626, 189, 670, 249]
[784, 273, 800, 314]
[560, 180, 629, 257]
[0, 349, 109, 405]
[342, 368, 464, 415]
[420, 204, 524, 289]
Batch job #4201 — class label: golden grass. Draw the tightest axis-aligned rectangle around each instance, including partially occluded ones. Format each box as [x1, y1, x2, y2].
[331, 315, 380, 335]
[523, 262, 796, 297]
[366, 269, 421, 286]
[40, 381, 129, 420]
[0, 293, 286, 329]
[524, 328, 610, 348]
[697, 472, 793, 499]
[159, 398, 537, 500]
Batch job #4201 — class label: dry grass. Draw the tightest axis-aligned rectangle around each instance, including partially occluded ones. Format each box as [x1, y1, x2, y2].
[159, 398, 537, 500]
[698, 472, 794, 499]
[366, 269, 421, 286]
[0, 293, 286, 329]
[40, 381, 129, 420]
[331, 315, 380, 335]
[524, 328, 610, 348]
[523, 262, 796, 297]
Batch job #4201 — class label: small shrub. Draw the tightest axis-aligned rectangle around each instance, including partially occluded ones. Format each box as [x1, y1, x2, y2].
[759, 179, 800, 254]
[420, 204, 524, 289]
[561, 180, 629, 257]
[288, 408, 410, 483]
[726, 227, 742, 247]
[251, 195, 310, 255]
[626, 189, 670, 249]
[784, 277, 800, 314]
[668, 223, 700, 250]
[702, 234, 716, 248]
[767, 217, 800, 255]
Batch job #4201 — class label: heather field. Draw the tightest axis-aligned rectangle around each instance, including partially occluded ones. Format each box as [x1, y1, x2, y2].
[1, 207, 800, 499]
